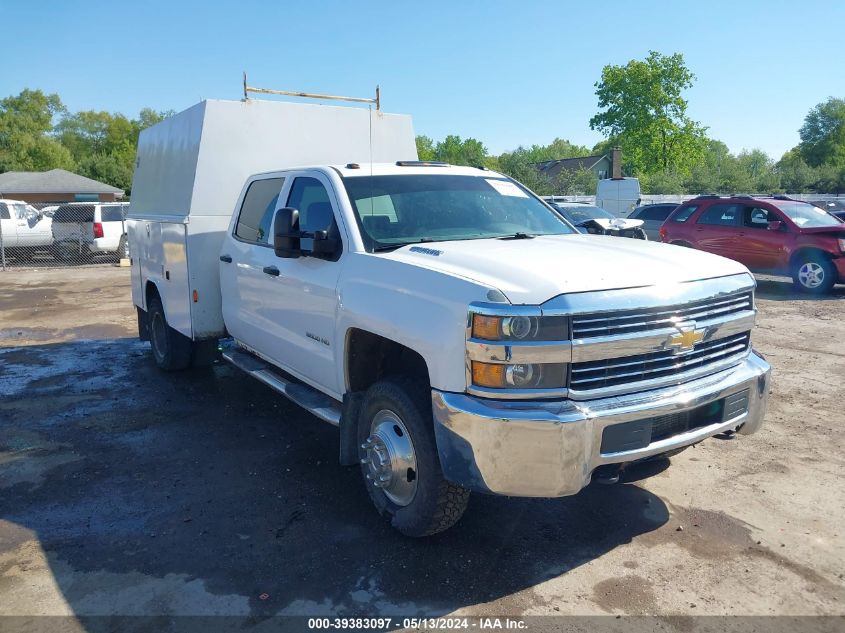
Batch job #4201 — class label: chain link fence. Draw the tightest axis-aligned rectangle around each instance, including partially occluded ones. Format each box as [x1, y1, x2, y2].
[0, 201, 129, 270]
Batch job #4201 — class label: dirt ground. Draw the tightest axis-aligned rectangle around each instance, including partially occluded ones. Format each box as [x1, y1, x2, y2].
[1, 266, 843, 626]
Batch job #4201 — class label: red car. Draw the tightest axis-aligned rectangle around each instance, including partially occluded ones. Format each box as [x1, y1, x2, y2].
[660, 195, 845, 293]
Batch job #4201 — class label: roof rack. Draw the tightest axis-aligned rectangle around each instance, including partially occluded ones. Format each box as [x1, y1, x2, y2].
[395, 161, 450, 167]
[693, 194, 721, 199]
[242, 72, 380, 110]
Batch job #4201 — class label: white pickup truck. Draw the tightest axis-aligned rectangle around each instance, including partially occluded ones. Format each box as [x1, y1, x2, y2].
[128, 98, 771, 536]
[0, 199, 53, 261]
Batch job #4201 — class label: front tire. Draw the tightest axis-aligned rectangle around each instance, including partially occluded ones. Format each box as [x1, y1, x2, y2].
[792, 253, 836, 294]
[148, 295, 193, 371]
[358, 378, 470, 537]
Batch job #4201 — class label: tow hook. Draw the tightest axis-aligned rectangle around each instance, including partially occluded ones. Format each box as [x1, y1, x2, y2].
[593, 464, 623, 485]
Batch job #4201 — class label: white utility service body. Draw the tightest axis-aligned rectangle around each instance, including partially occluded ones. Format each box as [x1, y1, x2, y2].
[595, 177, 641, 217]
[128, 99, 415, 343]
[129, 98, 771, 536]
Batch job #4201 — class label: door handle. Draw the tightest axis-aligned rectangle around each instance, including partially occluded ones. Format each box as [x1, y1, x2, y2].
[219, 254, 232, 263]
[262, 265, 280, 277]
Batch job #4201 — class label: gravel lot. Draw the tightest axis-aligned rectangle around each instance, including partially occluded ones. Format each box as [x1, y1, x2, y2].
[1, 266, 843, 624]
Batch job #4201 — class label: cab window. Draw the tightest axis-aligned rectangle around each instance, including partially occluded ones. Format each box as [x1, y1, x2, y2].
[670, 205, 697, 223]
[0, 203, 9, 220]
[286, 177, 341, 258]
[697, 204, 740, 226]
[235, 178, 285, 244]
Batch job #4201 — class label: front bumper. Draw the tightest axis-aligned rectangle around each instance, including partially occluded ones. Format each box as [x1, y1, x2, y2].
[432, 351, 771, 497]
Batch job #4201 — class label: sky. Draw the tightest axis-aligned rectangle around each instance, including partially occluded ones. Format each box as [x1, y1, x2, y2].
[3, 0, 844, 160]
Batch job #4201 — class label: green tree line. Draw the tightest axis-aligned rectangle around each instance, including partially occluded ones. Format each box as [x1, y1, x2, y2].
[0, 89, 172, 194]
[3, 56, 844, 197]
[417, 52, 844, 196]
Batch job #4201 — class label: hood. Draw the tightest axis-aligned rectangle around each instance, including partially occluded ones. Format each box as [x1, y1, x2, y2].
[794, 225, 845, 235]
[382, 234, 750, 305]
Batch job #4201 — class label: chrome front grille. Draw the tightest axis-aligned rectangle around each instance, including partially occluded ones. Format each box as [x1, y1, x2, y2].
[570, 332, 750, 393]
[571, 292, 753, 339]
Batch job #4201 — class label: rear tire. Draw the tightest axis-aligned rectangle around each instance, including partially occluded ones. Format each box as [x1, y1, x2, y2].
[358, 377, 470, 537]
[792, 252, 836, 294]
[147, 295, 193, 371]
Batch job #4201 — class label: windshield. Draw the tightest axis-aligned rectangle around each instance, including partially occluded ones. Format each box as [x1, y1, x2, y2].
[773, 201, 843, 228]
[343, 174, 575, 250]
[555, 204, 615, 223]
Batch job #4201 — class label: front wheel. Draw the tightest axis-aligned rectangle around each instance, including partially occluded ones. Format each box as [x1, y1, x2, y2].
[792, 253, 836, 294]
[358, 378, 470, 537]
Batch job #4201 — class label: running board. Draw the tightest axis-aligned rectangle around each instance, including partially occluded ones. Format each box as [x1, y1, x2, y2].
[222, 347, 341, 426]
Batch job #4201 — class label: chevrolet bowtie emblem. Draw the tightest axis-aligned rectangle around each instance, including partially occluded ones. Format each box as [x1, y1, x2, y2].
[668, 324, 705, 353]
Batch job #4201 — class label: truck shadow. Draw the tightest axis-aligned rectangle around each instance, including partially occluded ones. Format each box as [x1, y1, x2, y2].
[0, 339, 669, 620]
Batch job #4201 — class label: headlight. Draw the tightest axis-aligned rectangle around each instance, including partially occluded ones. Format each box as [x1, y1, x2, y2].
[468, 308, 570, 395]
[838, 238, 845, 253]
[471, 313, 569, 341]
[471, 361, 567, 390]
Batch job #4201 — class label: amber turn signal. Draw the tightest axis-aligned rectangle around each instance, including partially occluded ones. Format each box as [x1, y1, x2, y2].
[471, 361, 506, 388]
[472, 314, 502, 340]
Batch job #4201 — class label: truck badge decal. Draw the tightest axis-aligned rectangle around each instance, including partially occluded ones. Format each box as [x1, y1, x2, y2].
[306, 332, 330, 346]
[668, 324, 705, 354]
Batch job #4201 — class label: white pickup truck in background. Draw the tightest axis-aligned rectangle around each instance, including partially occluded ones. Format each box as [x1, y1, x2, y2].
[0, 199, 53, 261]
[128, 97, 771, 536]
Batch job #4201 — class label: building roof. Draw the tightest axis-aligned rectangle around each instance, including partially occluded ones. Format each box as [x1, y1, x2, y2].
[536, 154, 609, 178]
[0, 169, 124, 195]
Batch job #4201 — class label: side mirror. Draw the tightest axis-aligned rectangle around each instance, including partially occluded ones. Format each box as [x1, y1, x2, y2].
[273, 207, 301, 258]
[309, 230, 339, 257]
[767, 220, 784, 231]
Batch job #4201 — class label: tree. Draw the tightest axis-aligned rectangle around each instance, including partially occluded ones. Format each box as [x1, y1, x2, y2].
[56, 108, 171, 192]
[799, 97, 845, 168]
[589, 51, 707, 176]
[415, 135, 435, 161]
[433, 135, 487, 166]
[0, 89, 75, 172]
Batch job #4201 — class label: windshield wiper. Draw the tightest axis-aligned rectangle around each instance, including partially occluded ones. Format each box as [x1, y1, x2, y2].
[497, 232, 535, 240]
[371, 237, 437, 253]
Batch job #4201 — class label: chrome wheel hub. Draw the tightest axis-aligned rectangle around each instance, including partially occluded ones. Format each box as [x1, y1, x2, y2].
[798, 262, 824, 288]
[361, 410, 417, 506]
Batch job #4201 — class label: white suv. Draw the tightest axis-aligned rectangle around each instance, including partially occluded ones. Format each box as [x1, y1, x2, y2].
[51, 202, 130, 261]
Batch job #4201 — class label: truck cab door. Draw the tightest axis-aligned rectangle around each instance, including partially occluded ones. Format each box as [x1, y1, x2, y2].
[221, 172, 345, 398]
[260, 172, 344, 396]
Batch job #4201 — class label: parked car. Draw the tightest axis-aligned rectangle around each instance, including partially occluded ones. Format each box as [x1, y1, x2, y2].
[0, 198, 53, 261]
[810, 199, 845, 222]
[51, 202, 130, 262]
[660, 194, 845, 293]
[629, 203, 679, 240]
[550, 202, 647, 239]
[128, 98, 770, 536]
